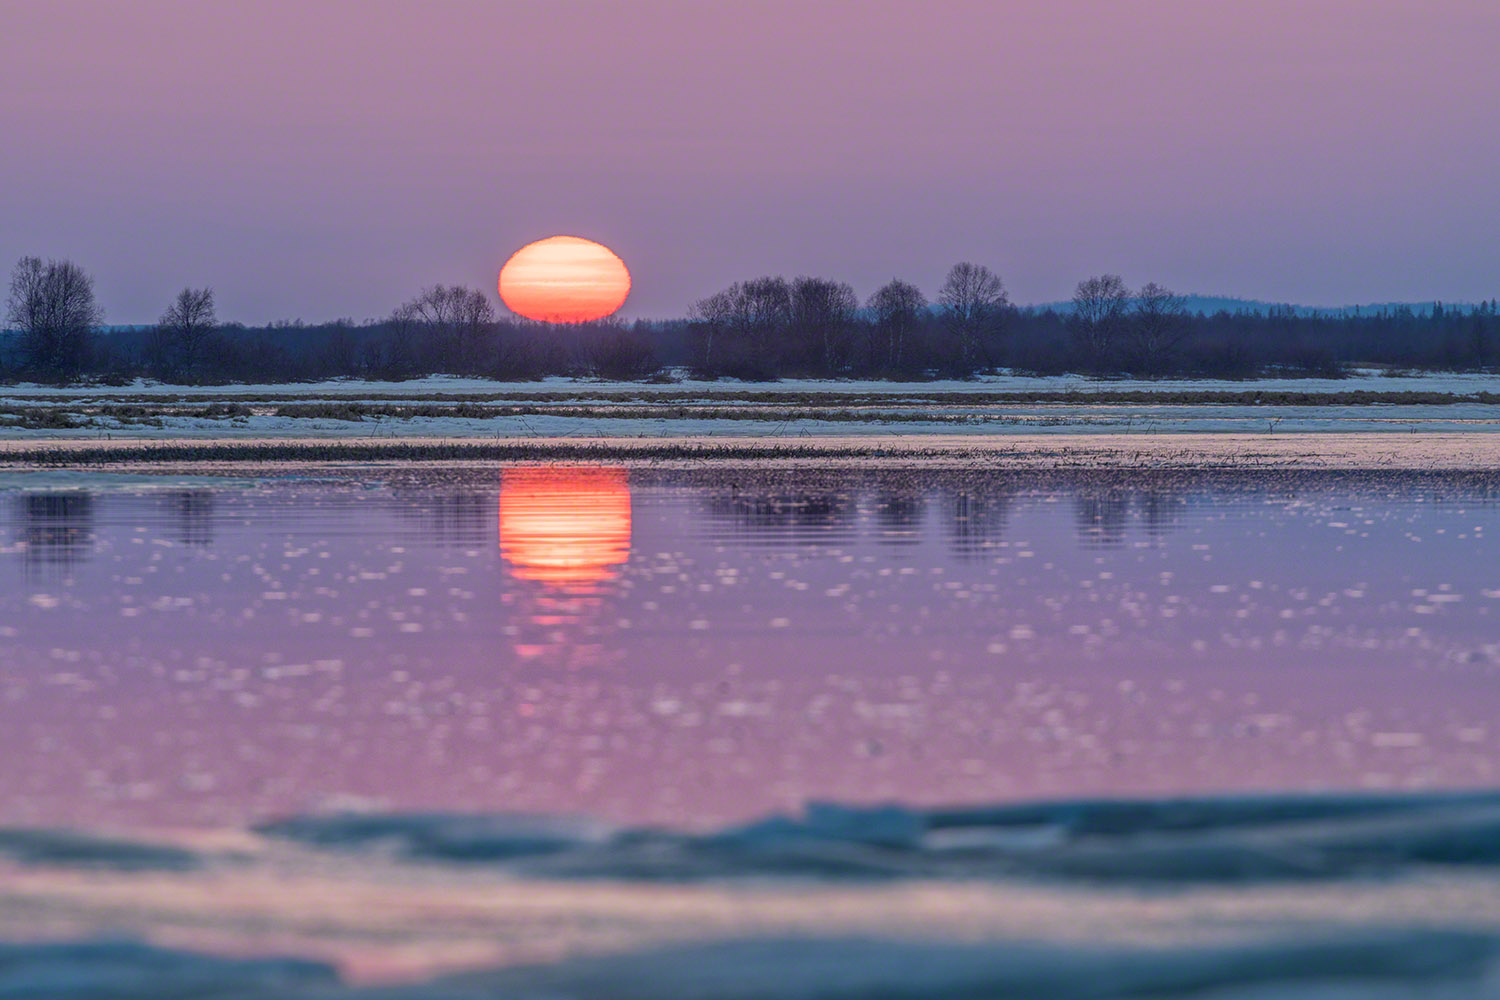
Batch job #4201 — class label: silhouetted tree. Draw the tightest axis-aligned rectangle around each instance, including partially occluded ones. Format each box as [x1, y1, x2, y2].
[21, 255, 1496, 384]
[688, 287, 735, 373]
[1126, 282, 1188, 372]
[738, 276, 793, 362]
[382, 305, 422, 377]
[315, 322, 359, 378]
[392, 285, 496, 373]
[689, 276, 791, 377]
[867, 279, 926, 372]
[587, 324, 659, 379]
[938, 262, 1007, 370]
[1070, 274, 1130, 368]
[150, 286, 217, 381]
[5, 256, 101, 379]
[790, 276, 858, 373]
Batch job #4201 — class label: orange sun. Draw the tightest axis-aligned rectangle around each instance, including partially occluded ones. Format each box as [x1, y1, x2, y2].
[498, 235, 631, 323]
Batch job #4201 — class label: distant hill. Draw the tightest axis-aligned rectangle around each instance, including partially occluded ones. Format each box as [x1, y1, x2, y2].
[1024, 296, 1491, 317]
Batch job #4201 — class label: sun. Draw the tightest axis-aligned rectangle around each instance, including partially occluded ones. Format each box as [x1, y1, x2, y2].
[498, 235, 631, 323]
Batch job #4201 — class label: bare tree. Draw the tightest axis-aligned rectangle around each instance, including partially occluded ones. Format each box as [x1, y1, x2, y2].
[737, 276, 793, 357]
[153, 287, 217, 380]
[316, 321, 359, 378]
[400, 284, 494, 329]
[689, 287, 735, 372]
[938, 262, 1007, 370]
[867, 279, 926, 371]
[383, 304, 422, 376]
[6, 256, 101, 378]
[688, 277, 791, 376]
[586, 321, 659, 379]
[1070, 274, 1131, 366]
[1128, 282, 1189, 371]
[790, 276, 858, 373]
[391, 285, 496, 373]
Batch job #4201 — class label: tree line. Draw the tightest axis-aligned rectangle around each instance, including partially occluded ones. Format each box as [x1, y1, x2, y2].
[5, 255, 1499, 384]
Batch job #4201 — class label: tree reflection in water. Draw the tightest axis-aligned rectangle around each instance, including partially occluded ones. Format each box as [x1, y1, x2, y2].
[702, 488, 858, 544]
[13, 492, 95, 578]
[947, 488, 1011, 558]
[871, 490, 925, 545]
[1074, 490, 1131, 548]
[391, 489, 494, 547]
[158, 490, 216, 547]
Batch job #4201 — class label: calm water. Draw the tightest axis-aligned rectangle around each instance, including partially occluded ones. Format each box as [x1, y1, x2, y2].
[2, 465, 1499, 833]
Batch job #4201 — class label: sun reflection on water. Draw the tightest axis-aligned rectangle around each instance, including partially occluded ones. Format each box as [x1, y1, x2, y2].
[495, 464, 630, 593]
[498, 466, 632, 589]
[497, 466, 633, 668]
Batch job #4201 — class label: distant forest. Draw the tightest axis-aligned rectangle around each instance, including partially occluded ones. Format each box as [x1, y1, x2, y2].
[5, 256, 1499, 384]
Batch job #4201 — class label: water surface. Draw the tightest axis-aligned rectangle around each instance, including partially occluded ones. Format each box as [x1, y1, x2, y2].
[3, 465, 1498, 833]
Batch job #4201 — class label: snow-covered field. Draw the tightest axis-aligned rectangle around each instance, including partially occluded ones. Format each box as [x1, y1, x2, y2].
[2, 370, 1499, 441]
[28, 405, 1500, 439]
[3, 407, 1500, 440]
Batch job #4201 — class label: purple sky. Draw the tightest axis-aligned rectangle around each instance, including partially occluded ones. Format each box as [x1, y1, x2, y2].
[3, 0, 1497, 324]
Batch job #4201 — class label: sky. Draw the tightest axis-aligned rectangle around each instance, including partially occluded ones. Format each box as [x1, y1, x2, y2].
[2, 0, 1498, 324]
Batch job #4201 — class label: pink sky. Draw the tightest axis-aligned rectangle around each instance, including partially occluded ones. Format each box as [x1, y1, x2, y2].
[2, 0, 1497, 323]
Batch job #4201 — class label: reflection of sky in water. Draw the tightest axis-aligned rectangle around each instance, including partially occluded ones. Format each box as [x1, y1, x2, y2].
[1, 469, 1499, 831]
